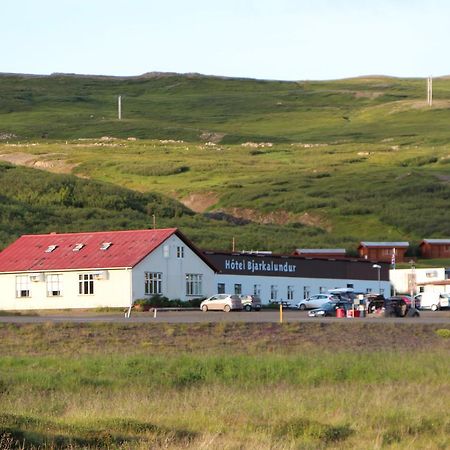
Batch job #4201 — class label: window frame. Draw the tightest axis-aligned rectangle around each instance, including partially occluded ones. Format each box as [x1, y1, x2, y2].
[46, 274, 62, 297]
[78, 273, 95, 295]
[144, 272, 162, 296]
[186, 273, 203, 296]
[15, 275, 31, 298]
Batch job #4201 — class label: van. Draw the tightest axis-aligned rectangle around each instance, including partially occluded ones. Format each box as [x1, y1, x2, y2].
[420, 292, 450, 311]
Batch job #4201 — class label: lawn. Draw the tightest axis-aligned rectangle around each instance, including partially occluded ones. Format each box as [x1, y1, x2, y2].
[0, 322, 449, 449]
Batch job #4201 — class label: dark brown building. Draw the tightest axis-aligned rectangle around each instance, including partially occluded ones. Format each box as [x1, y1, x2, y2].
[358, 241, 409, 263]
[292, 248, 347, 259]
[420, 239, 450, 259]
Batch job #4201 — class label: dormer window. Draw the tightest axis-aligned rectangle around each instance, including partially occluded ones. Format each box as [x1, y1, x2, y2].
[73, 243, 84, 252]
[45, 245, 58, 253]
[100, 242, 112, 251]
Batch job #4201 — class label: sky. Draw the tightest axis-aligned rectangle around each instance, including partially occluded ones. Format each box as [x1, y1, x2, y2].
[1, 0, 449, 81]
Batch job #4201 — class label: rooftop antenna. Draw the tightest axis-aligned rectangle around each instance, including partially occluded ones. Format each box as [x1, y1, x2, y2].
[427, 76, 433, 107]
[118, 95, 122, 120]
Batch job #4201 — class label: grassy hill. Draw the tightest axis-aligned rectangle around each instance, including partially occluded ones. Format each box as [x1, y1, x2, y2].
[0, 73, 449, 254]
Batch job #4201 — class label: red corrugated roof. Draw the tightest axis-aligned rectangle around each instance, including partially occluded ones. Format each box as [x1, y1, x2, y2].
[0, 229, 178, 272]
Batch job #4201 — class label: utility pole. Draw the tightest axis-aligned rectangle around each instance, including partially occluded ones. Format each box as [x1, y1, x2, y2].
[427, 76, 433, 107]
[118, 95, 122, 120]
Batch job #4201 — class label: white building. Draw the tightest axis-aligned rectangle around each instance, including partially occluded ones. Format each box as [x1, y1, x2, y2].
[206, 250, 391, 303]
[0, 229, 216, 310]
[0, 228, 392, 311]
[389, 267, 446, 295]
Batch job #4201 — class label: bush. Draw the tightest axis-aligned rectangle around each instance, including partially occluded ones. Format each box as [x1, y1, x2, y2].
[133, 295, 204, 309]
[435, 329, 450, 339]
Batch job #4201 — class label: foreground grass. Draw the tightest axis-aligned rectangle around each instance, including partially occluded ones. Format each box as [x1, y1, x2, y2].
[0, 322, 449, 449]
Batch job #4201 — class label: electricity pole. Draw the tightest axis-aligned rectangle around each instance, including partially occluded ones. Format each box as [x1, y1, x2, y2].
[118, 95, 122, 120]
[427, 76, 433, 107]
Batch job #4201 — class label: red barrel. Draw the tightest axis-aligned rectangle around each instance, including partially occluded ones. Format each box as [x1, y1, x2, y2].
[336, 308, 346, 318]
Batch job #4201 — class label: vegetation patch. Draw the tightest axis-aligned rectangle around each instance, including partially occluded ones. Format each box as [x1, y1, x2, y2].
[435, 328, 450, 338]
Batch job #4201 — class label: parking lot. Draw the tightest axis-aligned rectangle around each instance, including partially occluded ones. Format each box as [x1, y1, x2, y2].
[1, 308, 449, 324]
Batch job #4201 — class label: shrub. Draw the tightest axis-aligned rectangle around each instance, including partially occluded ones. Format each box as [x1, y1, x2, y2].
[435, 329, 450, 339]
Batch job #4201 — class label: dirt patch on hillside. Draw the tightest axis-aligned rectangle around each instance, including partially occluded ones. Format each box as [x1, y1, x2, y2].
[181, 192, 219, 212]
[0, 152, 78, 173]
[199, 131, 226, 143]
[436, 173, 450, 183]
[214, 207, 332, 230]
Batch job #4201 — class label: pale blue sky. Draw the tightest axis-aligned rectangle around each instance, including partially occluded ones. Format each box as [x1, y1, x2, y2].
[1, 0, 449, 80]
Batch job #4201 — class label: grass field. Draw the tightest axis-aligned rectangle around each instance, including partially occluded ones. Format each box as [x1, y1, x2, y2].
[0, 322, 449, 449]
[0, 72, 449, 254]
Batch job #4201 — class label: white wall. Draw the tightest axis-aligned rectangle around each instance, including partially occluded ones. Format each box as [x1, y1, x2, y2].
[389, 268, 445, 294]
[213, 274, 390, 304]
[132, 234, 215, 301]
[0, 269, 131, 311]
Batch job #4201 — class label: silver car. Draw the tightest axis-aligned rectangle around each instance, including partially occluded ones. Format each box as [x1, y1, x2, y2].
[239, 295, 262, 311]
[297, 294, 338, 310]
[200, 294, 243, 312]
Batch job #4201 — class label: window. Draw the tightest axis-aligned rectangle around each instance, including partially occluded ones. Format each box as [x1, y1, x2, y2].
[145, 272, 162, 295]
[79, 274, 94, 295]
[72, 243, 84, 252]
[347, 283, 354, 289]
[380, 288, 385, 295]
[366, 288, 372, 294]
[46, 274, 62, 297]
[217, 283, 225, 294]
[234, 283, 242, 295]
[45, 245, 58, 253]
[100, 242, 112, 251]
[303, 286, 311, 299]
[319, 286, 325, 294]
[16, 275, 30, 298]
[270, 285, 278, 301]
[163, 245, 170, 258]
[177, 246, 185, 258]
[287, 286, 294, 301]
[253, 284, 261, 296]
[186, 274, 202, 296]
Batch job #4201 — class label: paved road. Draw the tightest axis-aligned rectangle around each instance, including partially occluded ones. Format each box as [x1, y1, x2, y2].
[1, 309, 449, 324]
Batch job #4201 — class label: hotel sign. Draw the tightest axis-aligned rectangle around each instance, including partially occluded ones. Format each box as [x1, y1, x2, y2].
[225, 257, 297, 274]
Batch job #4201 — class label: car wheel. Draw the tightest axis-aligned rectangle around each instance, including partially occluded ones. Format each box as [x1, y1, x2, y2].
[431, 304, 438, 311]
[223, 304, 231, 312]
[299, 304, 306, 310]
[244, 304, 252, 312]
[201, 305, 208, 312]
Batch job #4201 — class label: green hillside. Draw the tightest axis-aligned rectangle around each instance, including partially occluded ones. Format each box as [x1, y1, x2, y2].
[0, 73, 449, 253]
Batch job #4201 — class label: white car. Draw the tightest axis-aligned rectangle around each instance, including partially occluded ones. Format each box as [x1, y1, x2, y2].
[297, 294, 338, 310]
[200, 294, 243, 312]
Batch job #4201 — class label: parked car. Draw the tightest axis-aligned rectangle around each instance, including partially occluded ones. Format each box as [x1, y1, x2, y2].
[239, 295, 262, 311]
[420, 292, 450, 311]
[200, 294, 242, 312]
[297, 294, 338, 310]
[308, 301, 353, 317]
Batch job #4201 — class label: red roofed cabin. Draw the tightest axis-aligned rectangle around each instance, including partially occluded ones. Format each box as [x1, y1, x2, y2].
[292, 249, 347, 259]
[420, 239, 450, 259]
[358, 241, 409, 263]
